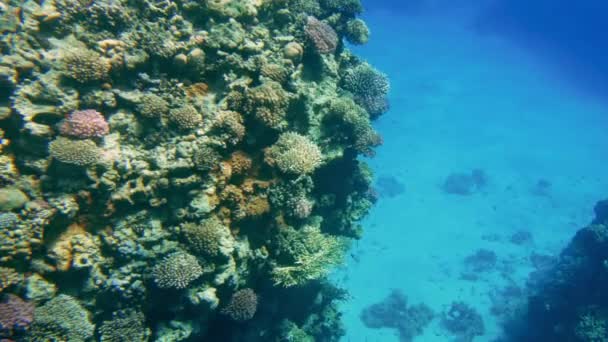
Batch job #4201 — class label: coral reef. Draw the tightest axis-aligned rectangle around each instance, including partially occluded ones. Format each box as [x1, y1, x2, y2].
[0, 0, 386, 339]
[360, 289, 435, 341]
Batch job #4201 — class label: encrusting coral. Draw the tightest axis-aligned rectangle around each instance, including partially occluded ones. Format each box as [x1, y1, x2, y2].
[0, 0, 388, 340]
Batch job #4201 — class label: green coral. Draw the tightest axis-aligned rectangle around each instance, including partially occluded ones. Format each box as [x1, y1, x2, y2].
[98, 309, 151, 342]
[153, 251, 204, 289]
[265, 133, 323, 175]
[48, 137, 99, 166]
[29, 294, 95, 342]
[271, 225, 347, 287]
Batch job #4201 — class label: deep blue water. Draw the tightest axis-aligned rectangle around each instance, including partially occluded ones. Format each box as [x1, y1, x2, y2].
[338, 1, 608, 340]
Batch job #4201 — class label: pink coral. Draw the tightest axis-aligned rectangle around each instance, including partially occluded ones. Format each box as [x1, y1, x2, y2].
[60, 109, 110, 139]
[305, 16, 339, 54]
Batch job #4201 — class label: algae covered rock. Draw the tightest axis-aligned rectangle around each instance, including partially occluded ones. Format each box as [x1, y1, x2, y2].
[0, 188, 28, 211]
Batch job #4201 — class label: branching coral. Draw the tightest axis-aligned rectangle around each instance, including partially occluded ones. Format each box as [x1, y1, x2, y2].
[48, 137, 99, 166]
[221, 288, 258, 321]
[181, 216, 234, 259]
[342, 63, 390, 117]
[153, 252, 204, 289]
[271, 225, 347, 287]
[265, 132, 323, 175]
[60, 109, 110, 139]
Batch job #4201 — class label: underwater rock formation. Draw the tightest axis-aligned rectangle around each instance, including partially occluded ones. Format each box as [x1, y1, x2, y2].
[441, 168, 487, 195]
[0, 0, 386, 340]
[360, 289, 434, 341]
[503, 199, 608, 341]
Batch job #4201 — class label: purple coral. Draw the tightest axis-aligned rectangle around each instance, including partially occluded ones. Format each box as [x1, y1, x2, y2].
[221, 288, 258, 321]
[305, 16, 338, 54]
[0, 294, 34, 336]
[60, 109, 110, 139]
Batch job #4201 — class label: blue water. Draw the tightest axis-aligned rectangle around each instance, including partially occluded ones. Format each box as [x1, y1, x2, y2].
[338, 1, 608, 340]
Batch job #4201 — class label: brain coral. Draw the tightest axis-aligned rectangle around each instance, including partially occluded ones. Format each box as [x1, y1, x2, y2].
[60, 109, 110, 139]
[169, 105, 203, 130]
[48, 137, 99, 166]
[61, 49, 111, 83]
[265, 132, 323, 174]
[29, 294, 94, 342]
[305, 16, 339, 54]
[221, 288, 258, 321]
[153, 251, 203, 289]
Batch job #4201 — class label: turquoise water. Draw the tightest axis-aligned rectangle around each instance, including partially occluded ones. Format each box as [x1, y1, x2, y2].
[339, 4, 608, 341]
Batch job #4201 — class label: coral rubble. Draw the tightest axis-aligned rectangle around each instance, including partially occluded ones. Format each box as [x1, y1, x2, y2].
[0, 0, 386, 340]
